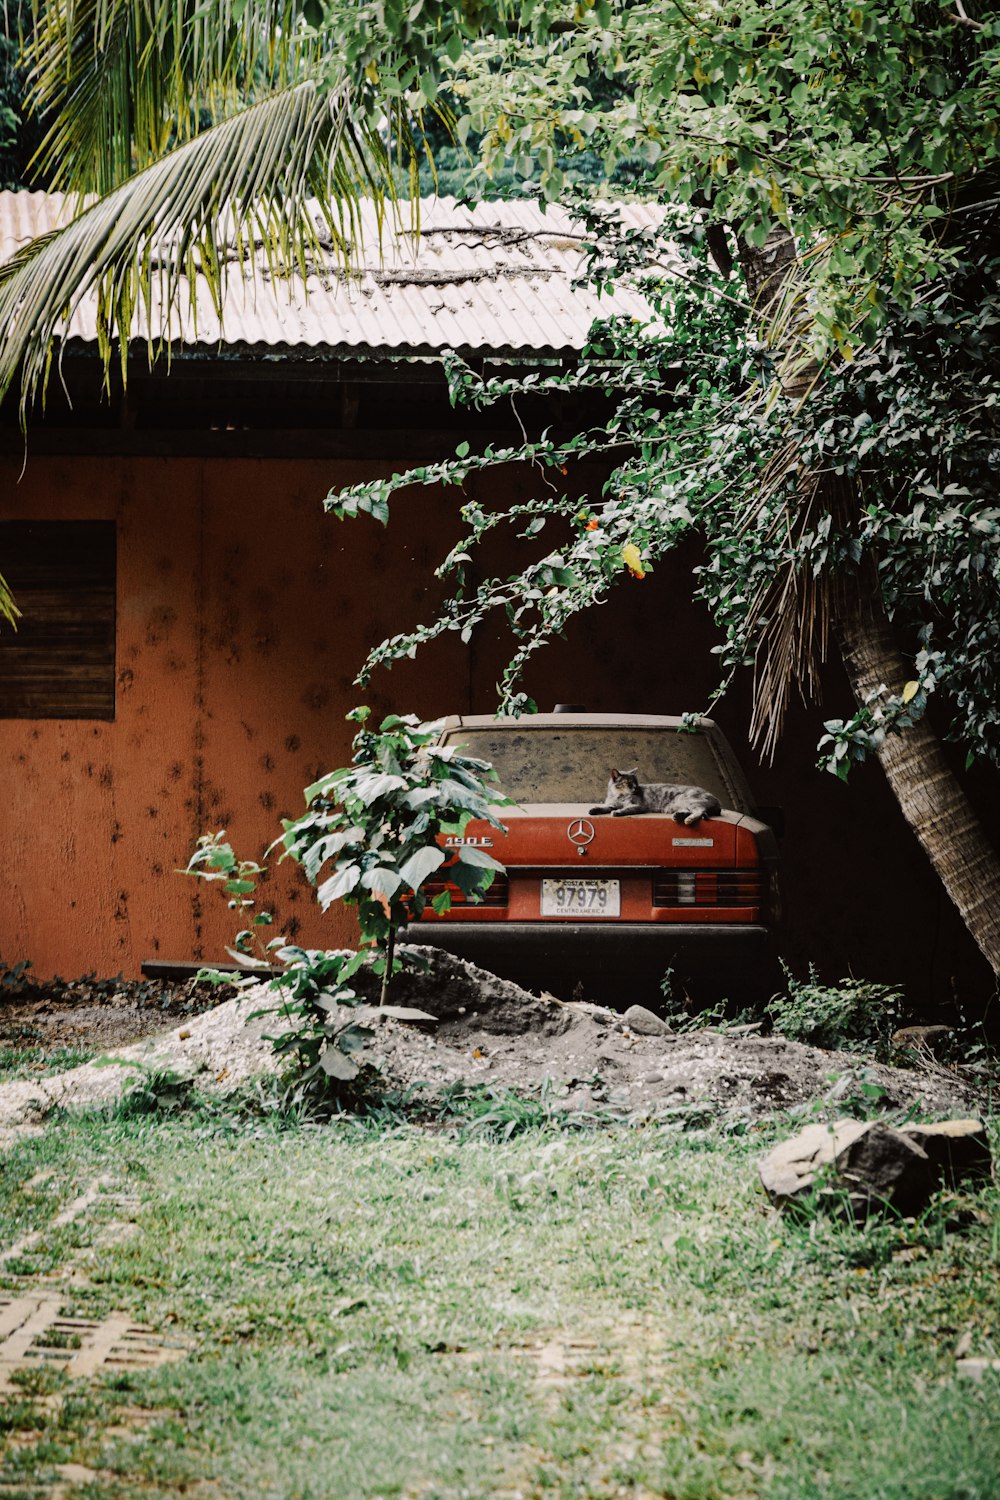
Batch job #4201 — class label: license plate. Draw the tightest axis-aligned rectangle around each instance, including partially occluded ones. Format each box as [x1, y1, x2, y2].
[541, 878, 620, 917]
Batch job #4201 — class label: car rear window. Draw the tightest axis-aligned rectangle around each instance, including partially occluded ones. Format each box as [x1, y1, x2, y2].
[442, 728, 737, 806]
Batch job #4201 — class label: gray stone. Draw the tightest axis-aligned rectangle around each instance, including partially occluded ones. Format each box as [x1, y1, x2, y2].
[957, 1357, 1000, 1382]
[621, 1004, 673, 1037]
[891, 1025, 952, 1053]
[899, 1119, 993, 1187]
[758, 1117, 993, 1220]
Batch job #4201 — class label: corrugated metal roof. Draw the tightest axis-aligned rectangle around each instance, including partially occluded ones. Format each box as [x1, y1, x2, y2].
[0, 192, 666, 358]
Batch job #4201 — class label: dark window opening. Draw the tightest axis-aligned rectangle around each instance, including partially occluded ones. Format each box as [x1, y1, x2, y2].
[0, 521, 116, 719]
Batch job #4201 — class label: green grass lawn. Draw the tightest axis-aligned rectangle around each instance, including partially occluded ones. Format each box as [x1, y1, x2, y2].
[0, 1096, 998, 1499]
[0, 1046, 96, 1083]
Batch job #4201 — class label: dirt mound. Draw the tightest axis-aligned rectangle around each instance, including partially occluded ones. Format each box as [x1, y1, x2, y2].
[355, 946, 577, 1037]
[363, 949, 977, 1120]
[0, 948, 981, 1136]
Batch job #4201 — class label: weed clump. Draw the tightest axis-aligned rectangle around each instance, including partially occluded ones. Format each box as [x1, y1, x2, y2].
[765, 966, 903, 1053]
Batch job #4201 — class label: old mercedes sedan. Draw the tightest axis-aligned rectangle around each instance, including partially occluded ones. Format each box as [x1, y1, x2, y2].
[406, 712, 780, 1001]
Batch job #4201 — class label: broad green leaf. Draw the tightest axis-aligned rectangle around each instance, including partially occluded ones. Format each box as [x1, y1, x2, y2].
[317, 863, 362, 908]
[352, 771, 408, 804]
[404, 786, 442, 808]
[224, 948, 273, 969]
[320, 1046, 360, 1081]
[303, 768, 350, 805]
[360, 867, 405, 900]
[448, 861, 493, 898]
[455, 846, 505, 871]
[337, 1024, 375, 1052]
[398, 846, 446, 891]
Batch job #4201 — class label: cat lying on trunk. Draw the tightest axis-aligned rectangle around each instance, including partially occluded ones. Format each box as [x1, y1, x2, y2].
[589, 768, 721, 826]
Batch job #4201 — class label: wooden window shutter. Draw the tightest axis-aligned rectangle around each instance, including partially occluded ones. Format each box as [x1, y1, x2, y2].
[0, 521, 116, 719]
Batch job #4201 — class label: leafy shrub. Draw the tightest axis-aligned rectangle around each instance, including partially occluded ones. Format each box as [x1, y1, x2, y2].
[277, 707, 508, 997]
[185, 708, 509, 1093]
[766, 965, 903, 1052]
[115, 1066, 198, 1117]
[0, 956, 34, 997]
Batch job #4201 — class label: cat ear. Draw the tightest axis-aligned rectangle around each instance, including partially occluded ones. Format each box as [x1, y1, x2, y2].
[610, 767, 621, 780]
[625, 767, 638, 778]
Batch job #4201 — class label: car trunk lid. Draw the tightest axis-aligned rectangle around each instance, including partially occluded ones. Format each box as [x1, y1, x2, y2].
[443, 807, 753, 869]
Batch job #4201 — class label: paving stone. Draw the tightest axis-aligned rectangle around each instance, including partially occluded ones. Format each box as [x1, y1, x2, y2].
[0, 1293, 188, 1392]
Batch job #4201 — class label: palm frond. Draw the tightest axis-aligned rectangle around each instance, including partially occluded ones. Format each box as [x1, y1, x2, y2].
[0, 77, 397, 416]
[26, 0, 317, 192]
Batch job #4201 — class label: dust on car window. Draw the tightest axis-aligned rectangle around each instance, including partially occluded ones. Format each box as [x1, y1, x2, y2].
[444, 729, 734, 805]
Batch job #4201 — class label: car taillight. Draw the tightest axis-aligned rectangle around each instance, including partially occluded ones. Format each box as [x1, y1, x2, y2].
[421, 875, 510, 909]
[652, 868, 764, 909]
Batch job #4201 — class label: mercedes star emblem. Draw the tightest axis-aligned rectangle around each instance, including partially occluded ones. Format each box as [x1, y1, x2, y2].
[567, 818, 596, 846]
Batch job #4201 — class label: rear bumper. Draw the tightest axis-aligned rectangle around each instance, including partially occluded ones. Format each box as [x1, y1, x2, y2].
[403, 920, 772, 996]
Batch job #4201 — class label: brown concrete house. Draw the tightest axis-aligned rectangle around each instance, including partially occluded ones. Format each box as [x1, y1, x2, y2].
[0, 191, 993, 1002]
[0, 193, 670, 979]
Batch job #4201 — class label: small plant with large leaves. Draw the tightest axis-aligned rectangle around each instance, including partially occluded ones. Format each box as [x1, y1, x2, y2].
[279, 706, 510, 999]
[184, 708, 509, 1092]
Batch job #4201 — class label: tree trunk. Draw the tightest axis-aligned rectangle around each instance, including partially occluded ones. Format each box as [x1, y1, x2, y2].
[738, 224, 1000, 978]
[379, 923, 396, 1008]
[834, 566, 1000, 977]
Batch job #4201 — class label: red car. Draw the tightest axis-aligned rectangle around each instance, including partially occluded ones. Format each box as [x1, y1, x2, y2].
[409, 712, 780, 1001]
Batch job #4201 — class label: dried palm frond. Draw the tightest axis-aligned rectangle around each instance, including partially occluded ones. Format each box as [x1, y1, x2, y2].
[739, 443, 835, 763]
[748, 546, 833, 763]
[0, 570, 20, 628]
[734, 223, 846, 759]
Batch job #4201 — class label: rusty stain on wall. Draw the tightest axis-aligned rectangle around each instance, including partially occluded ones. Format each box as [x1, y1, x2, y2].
[0, 455, 477, 977]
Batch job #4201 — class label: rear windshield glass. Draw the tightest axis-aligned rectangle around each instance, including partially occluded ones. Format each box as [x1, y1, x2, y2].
[443, 728, 736, 806]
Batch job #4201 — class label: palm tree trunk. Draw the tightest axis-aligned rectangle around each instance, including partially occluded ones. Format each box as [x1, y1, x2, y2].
[834, 565, 1000, 977]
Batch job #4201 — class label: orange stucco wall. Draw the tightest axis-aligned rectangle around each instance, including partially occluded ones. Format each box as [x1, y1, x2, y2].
[1, 450, 996, 1009]
[1, 453, 481, 976]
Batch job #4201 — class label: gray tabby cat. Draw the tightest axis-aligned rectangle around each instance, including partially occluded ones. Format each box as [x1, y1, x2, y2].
[589, 768, 721, 826]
